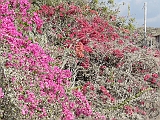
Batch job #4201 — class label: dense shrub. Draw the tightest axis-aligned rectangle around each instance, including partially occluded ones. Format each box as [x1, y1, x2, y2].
[0, 0, 160, 120]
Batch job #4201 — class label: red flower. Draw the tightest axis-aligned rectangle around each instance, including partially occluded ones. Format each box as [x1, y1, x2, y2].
[80, 39, 90, 45]
[100, 65, 106, 70]
[144, 74, 151, 81]
[81, 58, 89, 69]
[76, 51, 84, 58]
[83, 45, 93, 53]
[63, 40, 72, 48]
[152, 73, 158, 78]
[76, 42, 84, 51]
[151, 78, 157, 84]
[75, 42, 84, 58]
[117, 40, 124, 45]
[127, 87, 132, 93]
[113, 49, 124, 58]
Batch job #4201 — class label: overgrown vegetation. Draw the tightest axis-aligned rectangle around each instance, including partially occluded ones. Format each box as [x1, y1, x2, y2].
[0, 0, 160, 120]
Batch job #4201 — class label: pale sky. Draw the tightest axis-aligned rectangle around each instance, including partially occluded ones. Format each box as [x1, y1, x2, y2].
[99, 0, 160, 28]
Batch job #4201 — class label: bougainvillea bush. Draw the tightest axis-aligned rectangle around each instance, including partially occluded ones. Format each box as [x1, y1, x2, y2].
[0, 0, 160, 120]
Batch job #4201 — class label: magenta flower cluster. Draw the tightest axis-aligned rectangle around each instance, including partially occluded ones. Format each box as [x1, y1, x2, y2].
[0, 88, 4, 98]
[0, 0, 93, 119]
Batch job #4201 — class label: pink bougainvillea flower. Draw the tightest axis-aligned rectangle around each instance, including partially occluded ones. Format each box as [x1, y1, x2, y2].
[81, 57, 90, 69]
[151, 78, 157, 84]
[113, 49, 124, 58]
[75, 42, 84, 58]
[83, 45, 93, 53]
[0, 88, 4, 98]
[117, 39, 124, 45]
[124, 105, 134, 115]
[152, 73, 159, 78]
[144, 74, 151, 81]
